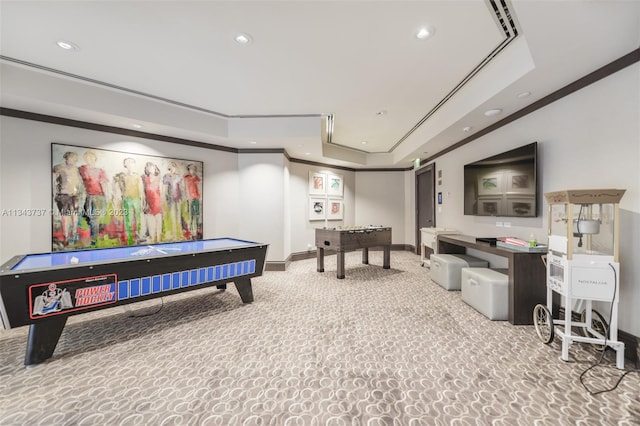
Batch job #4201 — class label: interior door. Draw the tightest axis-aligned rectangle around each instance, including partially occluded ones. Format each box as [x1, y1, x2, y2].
[415, 164, 436, 255]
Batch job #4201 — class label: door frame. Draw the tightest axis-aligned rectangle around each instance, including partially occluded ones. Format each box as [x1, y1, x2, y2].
[415, 163, 436, 254]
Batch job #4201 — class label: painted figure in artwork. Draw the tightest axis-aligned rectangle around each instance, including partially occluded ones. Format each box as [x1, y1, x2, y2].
[162, 161, 184, 240]
[330, 177, 340, 191]
[78, 150, 109, 242]
[183, 163, 202, 240]
[142, 161, 163, 243]
[113, 157, 145, 245]
[313, 175, 324, 191]
[53, 151, 84, 246]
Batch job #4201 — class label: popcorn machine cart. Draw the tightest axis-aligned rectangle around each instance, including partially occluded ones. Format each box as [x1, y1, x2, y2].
[533, 189, 626, 369]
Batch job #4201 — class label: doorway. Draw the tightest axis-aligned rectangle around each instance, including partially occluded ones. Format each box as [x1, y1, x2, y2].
[415, 163, 436, 255]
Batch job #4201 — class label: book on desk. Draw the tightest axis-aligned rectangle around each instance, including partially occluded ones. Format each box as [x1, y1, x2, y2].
[496, 237, 548, 253]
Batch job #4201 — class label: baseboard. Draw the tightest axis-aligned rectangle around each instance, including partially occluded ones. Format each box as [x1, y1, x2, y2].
[289, 251, 317, 262]
[275, 245, 417, 270]
[264, 259, 289, 271]
[618, 329, 639, 364]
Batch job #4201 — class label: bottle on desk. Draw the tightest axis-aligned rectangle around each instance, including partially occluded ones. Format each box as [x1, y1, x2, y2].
[529, 233, 537, 247]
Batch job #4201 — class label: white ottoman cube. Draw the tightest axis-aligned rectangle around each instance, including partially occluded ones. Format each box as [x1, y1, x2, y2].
[461, 268, 509, 320]
[430, 254, 489, 290]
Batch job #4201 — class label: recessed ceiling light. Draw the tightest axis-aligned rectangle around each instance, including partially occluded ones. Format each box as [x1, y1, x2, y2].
[416, 26, 435, 40]
[517, 91, 531, 99]
[304, 152, 311, 156]
[376, 110, 387, 116]
[131, 123, 142, 129]
[234, 33, 252, 45]
[362, 141, 368, 145]
[462, 126, 472, 133]
[249, 141, 257, 145]
[56, 40, 79, 51]
[484, 109, 502, 117]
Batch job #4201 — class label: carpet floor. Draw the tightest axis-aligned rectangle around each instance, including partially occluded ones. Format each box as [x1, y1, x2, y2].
[0, 251, 638, 425]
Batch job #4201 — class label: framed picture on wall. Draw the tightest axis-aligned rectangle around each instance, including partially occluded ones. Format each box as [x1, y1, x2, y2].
[51, 143, 203, 252]
[326, 173, 344, 197]
[477, 172, 504, 196]
[327, 199, 344, 220]
[309, 197, 326, 220]
[308, 171, 326, 195]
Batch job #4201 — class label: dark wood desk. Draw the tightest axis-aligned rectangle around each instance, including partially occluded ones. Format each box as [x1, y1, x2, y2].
[316, 227, 391, 279]
[437, 234, 546, 325]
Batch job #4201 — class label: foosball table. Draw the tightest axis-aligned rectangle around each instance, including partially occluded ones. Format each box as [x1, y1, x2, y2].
[315, 226, 391, 279]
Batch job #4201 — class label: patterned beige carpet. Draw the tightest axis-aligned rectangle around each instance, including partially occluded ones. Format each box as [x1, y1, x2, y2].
[0, 251, 638, 425]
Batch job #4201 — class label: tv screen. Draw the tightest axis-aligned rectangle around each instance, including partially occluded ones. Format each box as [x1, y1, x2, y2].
[464, 142, 538, 217]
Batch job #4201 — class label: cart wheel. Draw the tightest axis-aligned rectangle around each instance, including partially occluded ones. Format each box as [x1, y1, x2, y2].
[533, 304, 554, 344]
[580, 309, 608, 352]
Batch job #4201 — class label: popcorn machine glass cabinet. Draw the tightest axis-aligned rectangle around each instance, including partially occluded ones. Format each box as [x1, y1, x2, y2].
[549, 202, 616, 257]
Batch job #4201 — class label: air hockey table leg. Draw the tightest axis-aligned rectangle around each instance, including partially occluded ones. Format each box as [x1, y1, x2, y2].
[234, 278, 254, 303]
[25, 316, 68, 366]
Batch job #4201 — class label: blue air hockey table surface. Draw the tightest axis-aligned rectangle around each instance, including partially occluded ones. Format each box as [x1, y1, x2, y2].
[0, 238, 268, 366]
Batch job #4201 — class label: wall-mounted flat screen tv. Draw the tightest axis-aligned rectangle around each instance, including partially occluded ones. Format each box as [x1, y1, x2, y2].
[464, 142, 538, 217]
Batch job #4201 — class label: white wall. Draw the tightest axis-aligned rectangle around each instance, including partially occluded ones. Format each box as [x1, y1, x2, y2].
[0, 118, 303, 264]
[355, 171, 406, 244]
[425, 63, 640, 335]
[286, 164, 408, 252]
[283, 158, 291, 258]
[0, 116, 375, 264]
[0, 117, 242, 262]
[288, 162, 356, 253]
[237, 153, 286, 261]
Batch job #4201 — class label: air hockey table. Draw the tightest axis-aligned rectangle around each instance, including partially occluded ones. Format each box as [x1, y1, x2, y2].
[0, 238, 268, 366]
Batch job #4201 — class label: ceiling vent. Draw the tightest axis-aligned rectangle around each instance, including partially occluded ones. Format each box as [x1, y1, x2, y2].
[489, 0, 519, 38]
[384, 0, 521, 153]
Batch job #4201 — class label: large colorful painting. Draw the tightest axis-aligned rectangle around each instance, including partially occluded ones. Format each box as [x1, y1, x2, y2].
[51, 143, 203, 251]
